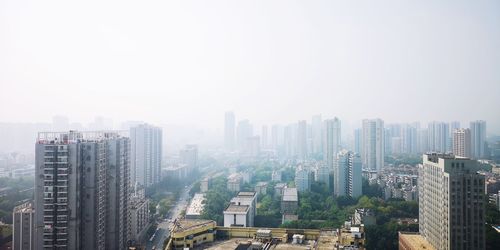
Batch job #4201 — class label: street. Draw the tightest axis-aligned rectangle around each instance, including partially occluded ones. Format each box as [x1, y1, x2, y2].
[145, 185, 192, 250]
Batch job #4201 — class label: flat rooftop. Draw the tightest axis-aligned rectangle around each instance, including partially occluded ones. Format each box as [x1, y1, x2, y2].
[399, 232, 435, 250]
[282, 187, 298, 202]
[186, 193, 205, 216]
[171, 219, 215, 234]
[201, 238, 315, 250]
[224, 204, 249, 213]
[237, 191, 256, 197]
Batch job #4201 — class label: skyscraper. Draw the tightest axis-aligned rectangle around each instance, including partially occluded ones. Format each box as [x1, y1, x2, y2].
[224, 112, 236, 151]
[428, 121, 449, 153]
[311, 115, 323, 157]
[334, 150, 362, 198]
[361, 119, 384, 171]
[180, 144, 198, 172]
[130, 124, 162, 187]
[354, 128, 361, 154]
[453, 128, 471, 158]
[470, 120, 486, 159]
[261, 125, 268, 150]
[449, 121, 461, 152]
[295, 166, 313, 192]
[419, 153, 485, 250]
[401, 124, 417, 155]
[297, 120, 308, 160]
[35, 131, 131, 250]
[13, 202, 34, 250]
[236, 119, 253, 152]
[323, 118, 341, 168]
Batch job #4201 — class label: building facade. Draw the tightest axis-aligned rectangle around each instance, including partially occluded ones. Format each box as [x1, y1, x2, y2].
[323, 118, 341, 168]
[34, 131, 131, 250]
[453, 128, 471, 158]
[13, 202, 35, 250]
[334, 150, 362, 198]
[470, 120, 486, 159]
[419, 153, 485, 250]
[361, 119, 384, 171]
[130, 124, 162, 187]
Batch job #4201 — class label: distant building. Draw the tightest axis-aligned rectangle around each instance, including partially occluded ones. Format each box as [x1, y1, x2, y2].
[334, 150, 362, 198]
[281, 187, 298, 223]
[186, 193, 206, 220]
[352, 208, 376, 226]
[130, 124, 162, 187]
[200, 177, 211, 192]
[224, 112, 236, 151]
[274, 183, 287, 197]
[419, 153, 485, 250]
[164, 164, 189, 180]
[295, 166, 313, 192]
[324, 118, 341, 168]
[297, 120, 308, 160]
[237, 119, 253, 152]
[180, 144, 198, 172]
[453, 128, 471, 158]
[314, 164, 331, 189]
[255, 182, 268, 195]
[470, 120, 487, 159]
[13, 202, 34, 250]
[271, 169, 282, 182]
[227, 173, 242, 192]
[362, 119, 384, 171]
[427, 121, 449, 153]
[312, 115, 323, 156]
[245, 136, 261, 157]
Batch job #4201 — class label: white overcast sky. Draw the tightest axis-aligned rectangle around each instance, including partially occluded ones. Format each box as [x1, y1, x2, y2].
[1, 0, 499, 133]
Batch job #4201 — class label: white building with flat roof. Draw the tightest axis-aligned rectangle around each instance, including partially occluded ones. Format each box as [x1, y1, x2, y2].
[223, 204, 250, 227]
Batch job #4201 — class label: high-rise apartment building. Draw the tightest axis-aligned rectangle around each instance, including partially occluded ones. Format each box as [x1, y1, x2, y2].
[236, 120, 253, 152]
[314, 163, 331, 189]
[324, 118, 341, 168]
[295, 166, 312, 192]
[297, 120, 308, 160]
[334, 150, 362, 198]
[419, 153, 485, 250]
[13, 202, 35, 250]
[130, 124, 162, 187]
[428, 122, 449, 153]
[449, 121, 461, 152]
[401, 124, 417, 155]
[180, 144, 198, 172]
[35, 131, 131, 250]
[224, 112, 236, 151]
[311, 115, 323, 156]
[470, 120, 486, 159]
[361, 119, 384, 171]
[453, 128, 471, 158]
[354, 128, 361, 155]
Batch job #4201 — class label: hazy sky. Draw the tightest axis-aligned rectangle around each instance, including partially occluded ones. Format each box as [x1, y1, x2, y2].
[1, 0, 499, 133]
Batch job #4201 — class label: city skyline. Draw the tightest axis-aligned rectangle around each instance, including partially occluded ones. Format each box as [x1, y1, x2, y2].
[1, 1, 500, 133]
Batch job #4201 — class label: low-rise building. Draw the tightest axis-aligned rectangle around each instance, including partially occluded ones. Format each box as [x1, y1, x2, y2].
[169, 220, 216, 249]
[398, 232, 435, 250]
[352, 208, 376, 226]
[272, 169, 282, 182]
[186, 193, 206, 219]
[281, 187, 298, 223]
[223, 204, 250, 227]
[274, 183, 287, 197]
[229, 191, 257, 226]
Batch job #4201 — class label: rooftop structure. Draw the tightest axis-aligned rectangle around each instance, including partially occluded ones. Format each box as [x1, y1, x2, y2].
[282, 187, 298, 202]
[398, 232, 435, 250]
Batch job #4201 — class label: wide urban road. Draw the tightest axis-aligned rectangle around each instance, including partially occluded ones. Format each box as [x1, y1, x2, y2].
[146, 184, 191, 250]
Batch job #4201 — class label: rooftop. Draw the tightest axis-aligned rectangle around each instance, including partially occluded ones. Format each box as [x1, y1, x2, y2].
[186, 193, 205, 216]
[37, 131, 126, 144]
[224, 204, 249, 214]
[237, 191, 256, 197]
[171, 219, 215, 234]
[282, 187, 298, 202]
[399, 232, 435, 250]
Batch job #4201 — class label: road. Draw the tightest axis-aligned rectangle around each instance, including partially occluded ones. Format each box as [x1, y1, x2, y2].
[146, 185, 192, 250]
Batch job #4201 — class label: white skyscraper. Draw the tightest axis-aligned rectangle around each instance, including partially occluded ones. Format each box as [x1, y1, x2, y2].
[334, 150, 362, 198]
[130, 124, 163, 187]
[323, 118, 341, 168]
[453, 128, 471, 158]
[224, 112, 236, 151]
[311, 115, 323, 157]
[470, 120, 486, 159]
[297, 120, 308, 160]
[361, 119, 384, 171]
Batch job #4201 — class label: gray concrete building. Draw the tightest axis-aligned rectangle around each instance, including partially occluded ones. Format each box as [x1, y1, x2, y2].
[35, 131, 131, 250]
[419, 153, 485, 250]
[13, 202, 34, 250]
[334, 150, 362, 198]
